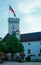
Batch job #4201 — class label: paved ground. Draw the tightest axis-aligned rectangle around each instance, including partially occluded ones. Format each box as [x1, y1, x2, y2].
[0, 62, 41, 65]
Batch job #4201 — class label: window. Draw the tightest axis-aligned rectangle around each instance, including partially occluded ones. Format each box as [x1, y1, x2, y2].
[28, 49, 31, 54]
[28, 43, 30, 46]
[40, 49, 41, 54]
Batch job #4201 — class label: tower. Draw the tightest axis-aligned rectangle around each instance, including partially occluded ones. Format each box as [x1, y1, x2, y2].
[8, 18, 20, 40]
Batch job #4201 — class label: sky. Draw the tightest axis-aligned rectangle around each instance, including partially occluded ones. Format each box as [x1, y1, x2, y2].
[0, 0, 41, 38]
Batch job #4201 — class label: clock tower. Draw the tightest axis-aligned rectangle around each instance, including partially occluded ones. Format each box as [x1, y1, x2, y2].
[8, 18, 20, 40]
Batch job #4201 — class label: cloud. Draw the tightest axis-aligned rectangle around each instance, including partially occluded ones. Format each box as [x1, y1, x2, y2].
[23, 16, 34, 23]
[20, 16, 41, 33]
[17, 0, 41, 33]
[17, 0, 41, 14]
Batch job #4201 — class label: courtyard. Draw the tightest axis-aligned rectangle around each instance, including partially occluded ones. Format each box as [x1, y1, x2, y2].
[0, 62, 41, 65]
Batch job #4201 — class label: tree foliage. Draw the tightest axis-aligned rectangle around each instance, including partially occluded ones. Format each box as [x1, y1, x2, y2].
[0, 35, 24, 61]
[6, 35, 24, 61]
[6, 35, 24, 53]
[0, 41, 7, 53]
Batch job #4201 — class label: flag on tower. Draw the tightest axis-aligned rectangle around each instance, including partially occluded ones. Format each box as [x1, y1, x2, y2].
[9, 5, 16, 17]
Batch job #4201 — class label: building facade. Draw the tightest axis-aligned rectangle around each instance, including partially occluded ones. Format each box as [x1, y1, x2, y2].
[2, 18, 41, 61]
[22, 41, 41, 60]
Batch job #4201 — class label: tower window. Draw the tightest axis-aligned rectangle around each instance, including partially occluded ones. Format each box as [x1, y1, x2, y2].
[16, 30, 19, 32]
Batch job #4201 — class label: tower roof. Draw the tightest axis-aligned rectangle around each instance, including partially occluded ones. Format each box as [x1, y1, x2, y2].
[8, 18, 19, 23]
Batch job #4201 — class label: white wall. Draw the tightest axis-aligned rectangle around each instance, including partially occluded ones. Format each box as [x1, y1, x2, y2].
[22, 41, 41, 60]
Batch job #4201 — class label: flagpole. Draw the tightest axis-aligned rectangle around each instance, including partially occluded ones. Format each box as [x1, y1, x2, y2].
[9, 0, 16, 18]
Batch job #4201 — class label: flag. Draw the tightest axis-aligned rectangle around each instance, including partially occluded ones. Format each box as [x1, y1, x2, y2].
[9, 5, 16, 17]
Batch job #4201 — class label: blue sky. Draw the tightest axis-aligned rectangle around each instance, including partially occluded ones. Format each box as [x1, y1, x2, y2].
[0, 0, 41, 38]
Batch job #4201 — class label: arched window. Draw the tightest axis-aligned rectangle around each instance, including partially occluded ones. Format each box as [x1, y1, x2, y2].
[16, 30, 19, 32]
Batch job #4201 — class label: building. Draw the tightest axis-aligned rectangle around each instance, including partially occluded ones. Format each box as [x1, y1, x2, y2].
[2, 18, 41, 61]
[8, 18, 20, 40]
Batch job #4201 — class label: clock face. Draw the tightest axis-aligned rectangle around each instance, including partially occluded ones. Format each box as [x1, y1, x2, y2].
[12, 25, 15, 30]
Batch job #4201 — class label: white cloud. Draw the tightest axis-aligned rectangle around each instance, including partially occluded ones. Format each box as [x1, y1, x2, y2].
[17, 0, 41, 14]
[18, 0, 41, 33]
[20, 16, 41, 33]
[23, 16, 34, 23]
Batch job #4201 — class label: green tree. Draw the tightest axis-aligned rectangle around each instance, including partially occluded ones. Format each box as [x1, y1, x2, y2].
[6, 35, 24, 61]
[0, 41, 7, 52]
[2, 42, 8, 53]
[0, 41, 2, 52]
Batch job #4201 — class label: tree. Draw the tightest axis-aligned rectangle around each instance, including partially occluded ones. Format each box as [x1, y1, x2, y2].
[0, 42, 7, 61]
[0, 41, 8, 56]
[0, 41, 2, 52]
[6, 35, 24, 61]
[0, 42, 7, 53]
